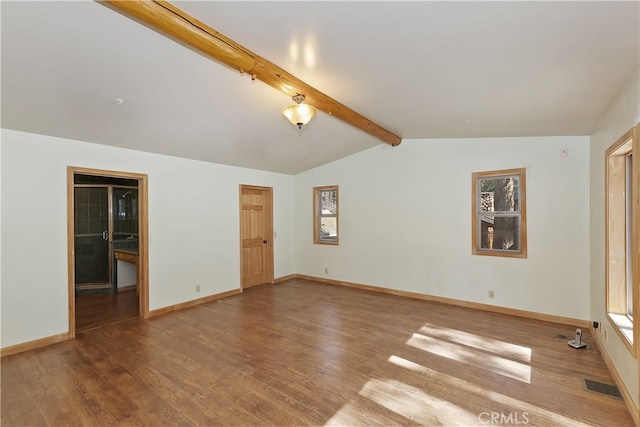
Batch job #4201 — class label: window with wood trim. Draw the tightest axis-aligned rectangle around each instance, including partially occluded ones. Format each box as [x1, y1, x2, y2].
[606, 126, 639, 354]
[472, 168, 527, 258]
[314, 186, 338, 245]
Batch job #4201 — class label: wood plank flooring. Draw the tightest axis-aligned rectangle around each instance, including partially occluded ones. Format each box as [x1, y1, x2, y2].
[75, 289, 139, 332]
[2, 279, 633, 426]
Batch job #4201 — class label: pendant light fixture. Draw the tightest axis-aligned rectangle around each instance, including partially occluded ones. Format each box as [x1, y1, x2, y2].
[282, 94, 317, 130]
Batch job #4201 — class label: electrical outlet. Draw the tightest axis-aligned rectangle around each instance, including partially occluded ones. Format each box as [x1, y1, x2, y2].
[196, 285, 201, 293]
[488, 290, 495, 299]
[324, 267, 328, 274]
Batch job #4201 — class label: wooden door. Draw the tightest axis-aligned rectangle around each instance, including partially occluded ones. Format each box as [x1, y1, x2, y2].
[240, 185, 274, 288]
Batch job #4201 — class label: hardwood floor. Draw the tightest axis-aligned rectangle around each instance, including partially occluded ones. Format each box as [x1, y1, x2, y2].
[2, 279, 633, 426]
[75, 289, 139, 332]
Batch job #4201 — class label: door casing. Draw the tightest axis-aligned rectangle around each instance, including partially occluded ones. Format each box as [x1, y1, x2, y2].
[239, 185, 274, 288]
[67, 166, 149, 338]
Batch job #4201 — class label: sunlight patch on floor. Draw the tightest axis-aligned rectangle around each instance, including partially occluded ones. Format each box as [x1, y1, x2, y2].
[406, 333, 531, 383]
[324, 399, 407, 426]
[418, 323, 532, 363]
[388, 355, 589, 426]
[359, 378, 479, 426]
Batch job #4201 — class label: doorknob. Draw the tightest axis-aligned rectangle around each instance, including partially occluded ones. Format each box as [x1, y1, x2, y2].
[263, 240, 268, 244]
[102, 231, 108, 241]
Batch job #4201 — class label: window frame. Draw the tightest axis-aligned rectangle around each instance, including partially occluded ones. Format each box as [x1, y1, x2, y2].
[471, 168, 527, 258]
[313, 185, 339, 245]
[605, 126, 638, 355]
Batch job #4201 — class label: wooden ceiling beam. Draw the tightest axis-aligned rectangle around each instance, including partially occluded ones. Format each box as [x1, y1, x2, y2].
[99, 0, 402, 146]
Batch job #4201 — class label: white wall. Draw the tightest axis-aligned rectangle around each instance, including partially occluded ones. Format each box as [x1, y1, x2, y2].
[0, 129, 295, 348]
[295, 135, 591, 320]
[589, 68, 640, 408]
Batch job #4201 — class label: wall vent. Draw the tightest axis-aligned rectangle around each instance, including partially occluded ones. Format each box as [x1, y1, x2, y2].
[582, 379, 622, 399]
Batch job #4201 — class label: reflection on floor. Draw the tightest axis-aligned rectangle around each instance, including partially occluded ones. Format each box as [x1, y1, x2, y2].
[75, 289, 138, 331]
[4, 280, 633, 426]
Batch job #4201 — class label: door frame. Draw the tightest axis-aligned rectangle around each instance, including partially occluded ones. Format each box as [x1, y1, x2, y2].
[239, 184, 274, 289]
[67, 166, 149, 338]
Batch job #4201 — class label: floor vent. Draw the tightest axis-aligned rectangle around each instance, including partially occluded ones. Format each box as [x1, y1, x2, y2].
[583, 379, 622, 399]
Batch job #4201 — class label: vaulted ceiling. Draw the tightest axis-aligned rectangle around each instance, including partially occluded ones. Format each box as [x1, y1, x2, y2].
[2, 1, 638, 174]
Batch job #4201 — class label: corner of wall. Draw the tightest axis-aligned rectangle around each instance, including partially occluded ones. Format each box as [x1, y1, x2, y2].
[588, 67, 640, 410]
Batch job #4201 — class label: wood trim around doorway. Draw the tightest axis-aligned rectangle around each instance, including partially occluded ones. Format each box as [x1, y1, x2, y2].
[67, 166, 150, 339]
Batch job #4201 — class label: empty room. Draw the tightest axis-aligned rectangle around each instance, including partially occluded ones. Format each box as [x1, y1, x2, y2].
[1, 1, 639, 426]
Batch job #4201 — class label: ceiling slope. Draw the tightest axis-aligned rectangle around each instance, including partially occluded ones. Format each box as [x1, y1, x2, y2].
[101, 0, 402, 146]
[1, 1, 638, 174]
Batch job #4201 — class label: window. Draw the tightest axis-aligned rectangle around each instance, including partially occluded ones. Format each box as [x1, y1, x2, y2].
[314, 186, 338, 244]
[606, 126, 638, 354]
[472, 168, 527, 258]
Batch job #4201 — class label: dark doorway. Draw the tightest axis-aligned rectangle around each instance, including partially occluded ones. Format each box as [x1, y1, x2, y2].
[73, 173, 139, 331]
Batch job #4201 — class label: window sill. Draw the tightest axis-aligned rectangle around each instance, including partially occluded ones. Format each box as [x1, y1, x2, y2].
[607, 313, 634, 352]
[314, 241, 339, 246]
